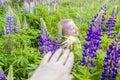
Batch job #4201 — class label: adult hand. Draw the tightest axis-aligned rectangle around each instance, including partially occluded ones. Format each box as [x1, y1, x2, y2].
[28, 48, 74, 80]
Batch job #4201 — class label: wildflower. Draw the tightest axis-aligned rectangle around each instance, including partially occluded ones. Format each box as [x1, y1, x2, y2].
[33, 0, 37, 6]
[30, 2, 35, 13]
[0, 0, 5, 6]
[81, 7, 106, 67]
[105, 8, 116, 39]
[5, 6, 14, 35]
[54, 3, 59, 10]
[23, 0, 30, 4]
[48, 6, 52, 15]
[24, 0, 30, 13]
[0, 67, 6, 80]
[42, 0, 46, 6]
[77, 13, 82, 24]
[101, 31, 120, 80]
[39, 18, 60, 54]
[16, 16, 21, 32]
[47, 0, 55, 6]
[57, 0, 61, 3]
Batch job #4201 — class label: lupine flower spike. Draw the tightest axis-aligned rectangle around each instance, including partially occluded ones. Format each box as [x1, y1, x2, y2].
[16, 16, 21, 32]
[76, 13, 82, 24]
[23, 16, 28, 30]
[81, 7, 106, 68]
[56, 0, 61, 3]
[42, 0, 45, 6]
[0, 67, 6, 80]
[5, 6, 14, 35]
[24, 0, 30, 13]
[0, 0, 6, 6]
[102, 31, 120, 80]
[33, 0, 37, 6]
[54, 3, 59, 10]
[48, 6, 52, 15]
[24, 0, 30, 5]
[30, 1, 35, 13]
[39, 18, 60, 54]
[105, 7, 117, 39]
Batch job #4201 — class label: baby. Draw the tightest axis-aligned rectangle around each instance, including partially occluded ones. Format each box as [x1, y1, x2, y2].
[58, 19, 79, 37]
[58, 19, 81, 49]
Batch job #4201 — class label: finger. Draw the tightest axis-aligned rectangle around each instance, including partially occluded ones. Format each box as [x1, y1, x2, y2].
[66, 75, 73, 80]
[58, 49, 70, 65]
[69, 75, 73, 80]
[67, 44, 70, 49]
[49, 48, 62, 63]
[65, 52, 74, 73]
[64, 36, 68, 39]
[62, 43, 68, 49]
[40, 52, 52, 64]
[62, 40, 67, 45]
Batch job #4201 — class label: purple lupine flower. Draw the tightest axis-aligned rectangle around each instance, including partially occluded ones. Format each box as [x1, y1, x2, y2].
[5, 7, 14, 35]
[39, 18, 60, 54]
[48, 6, 52, 15]
[94, 4, 106, 29]
[77, 13, 82, 24]
[24, 0, 30, 13]
[0, 0, 5, 6]
[47, 0, 52, 6]
[54, 3, 59, 10]
[42, 0, 46, 6]
[33, 0, 41, 6]
[33, 0, 38, 6]
[57, 0, 61, 3]
[81, 7, 106, 68]
[0, 67, 6, 80]
[105, 8, 116, 39]
[30, 2, 35, 13]
[48, 0, 55, 6]
[23, 0, 30, 4]
[101, 32, 120, 80]
[16, 16, 21, 32]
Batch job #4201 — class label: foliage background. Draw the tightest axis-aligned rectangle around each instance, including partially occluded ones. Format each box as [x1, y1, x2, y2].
[0, 0, 120, 80]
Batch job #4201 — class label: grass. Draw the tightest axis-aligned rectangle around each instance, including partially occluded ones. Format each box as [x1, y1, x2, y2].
[0, 0, 120, 80]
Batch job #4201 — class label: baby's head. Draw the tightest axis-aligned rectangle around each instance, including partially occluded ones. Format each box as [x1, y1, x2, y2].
[58, 19, 79, 37]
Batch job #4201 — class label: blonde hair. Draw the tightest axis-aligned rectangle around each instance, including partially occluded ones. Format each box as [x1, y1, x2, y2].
[58, 19, 74, 35]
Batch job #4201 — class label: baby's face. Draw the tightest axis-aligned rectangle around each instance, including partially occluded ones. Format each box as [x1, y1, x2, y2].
[64, 21, 79, 37]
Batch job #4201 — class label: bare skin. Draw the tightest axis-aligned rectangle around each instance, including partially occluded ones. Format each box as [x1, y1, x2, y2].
[28, 48, 74, 80]
[58, 19, 79, 37]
